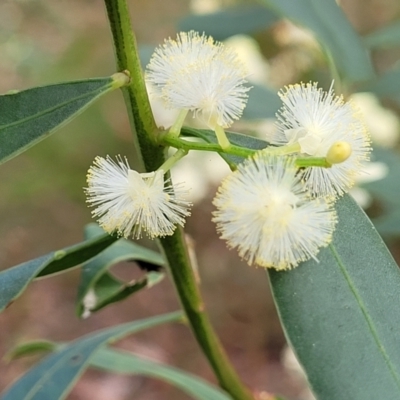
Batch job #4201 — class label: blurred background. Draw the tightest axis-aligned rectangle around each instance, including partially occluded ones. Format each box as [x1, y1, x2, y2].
[1, 0, 400, 399]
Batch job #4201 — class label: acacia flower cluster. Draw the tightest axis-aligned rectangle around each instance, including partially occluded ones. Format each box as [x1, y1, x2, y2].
[213, 153, 337, 270]
[146, 31, 251, 148]
[84, 31, 371, 271]
[272, 82, 371, 198]
[85, 156, 191, 239]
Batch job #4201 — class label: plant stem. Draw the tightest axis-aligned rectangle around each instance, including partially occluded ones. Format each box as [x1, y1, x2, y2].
[104, 0, 163, 173]
[214, 124, 231, 150]
[161, 133, 257, 158]
[161, 133, 331, 169]
[169, 109, 189, 137]
[104, 1, 253, 398]
[160, 230, 254, 400]
[158, 148, 188, 173]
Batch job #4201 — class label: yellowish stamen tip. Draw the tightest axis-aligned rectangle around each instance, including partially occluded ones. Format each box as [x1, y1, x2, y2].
[326, 141, 352, 164]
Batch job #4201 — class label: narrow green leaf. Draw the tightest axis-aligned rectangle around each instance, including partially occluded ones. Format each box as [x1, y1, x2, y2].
[0, 232, 118, 313]
[76, 224, 165, 317]
[182, 127, 269, 166]
[0, 73, 128, 165]
[91, 347, 231, 400]
[182, 127, 268, 149]
[259, 0, 375, 82]
[5, 341, 57, 361]
[364, 21, 400, 49]
[244, 84, 281, 120]
[361, 66, 400, 105]
[373, 208, 400, 237]
[178, 5, 279, 41]
[1, 312, 183, 400]
[87, 272, 164, 313]
[363, 146, 400, 209]
[362, 147, 400, 236]
[268, 196, 400, 399]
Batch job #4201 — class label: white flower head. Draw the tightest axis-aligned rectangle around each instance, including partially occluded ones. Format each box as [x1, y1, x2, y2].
[85, 156, 192, 239]
[146, 31, 251, 128]
[212, 152, 337, 270]
[272, 82, 371, 198]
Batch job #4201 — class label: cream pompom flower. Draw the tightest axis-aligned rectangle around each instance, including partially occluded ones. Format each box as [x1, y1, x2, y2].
[146, 31, 250, 129]
[272, 82, 371, 198]
[212, 152, 337, 270]
[85, 156, 191, 239]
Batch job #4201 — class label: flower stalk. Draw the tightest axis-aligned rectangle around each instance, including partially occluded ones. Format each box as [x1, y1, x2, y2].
[160, 131, 333, 169]
[169, 109, 189, 137]
[158, 148, 188, 173]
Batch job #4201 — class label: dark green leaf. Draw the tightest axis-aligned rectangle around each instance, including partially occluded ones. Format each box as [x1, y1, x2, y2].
[139, 45, 156, 68]
[89, 272, 163, 313]
[76, 224, 165, 317]
[269, 196, 400, 399]
[373, 208, 400, 237]
[182, 127, 269, 149]
[0, 232, 117, 313]
[259, 0, 375, 82]
[178, 5, 279, 41]
[91, 347, 231, 400]
[244, 84, 281, 120]
[363, 146, 400, 209]
[0, 74, 127, 164]
[362, 147, 400, 236]
[364, 21, 400, 49]
[360, 66, 400, 105]
[1, 312, 183, 400]
[5, 341, 57, 361]
[181, 127, 269, 166]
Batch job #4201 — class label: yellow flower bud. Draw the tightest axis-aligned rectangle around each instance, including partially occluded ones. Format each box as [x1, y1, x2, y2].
[326, 141, 352, 164]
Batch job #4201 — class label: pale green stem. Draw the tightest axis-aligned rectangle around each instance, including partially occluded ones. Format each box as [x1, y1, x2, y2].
[158, 148, 188, 173]
[297, 157, 332, 168]
[169, 109, 189, 137]
[214, 124, 231, 150]
[161, 133, 256, 157]
[266, 142, 301, 155]
[161, 134, 332, 168]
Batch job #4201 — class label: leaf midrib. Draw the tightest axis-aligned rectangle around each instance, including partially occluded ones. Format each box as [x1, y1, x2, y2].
[0, 87, 109, 131]
[24, 345, 92, 400]
[329, 243, 400, 389]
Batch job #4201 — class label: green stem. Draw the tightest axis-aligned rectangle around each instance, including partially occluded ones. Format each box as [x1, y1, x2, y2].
[104, 1, 253, 398]
[214, 124, 231, 150]
[104, 0, 163, 173]
[159, 230, 254, 400]
[161, 133, 331, 169]
[161, 133, 257, 158]
[297, 157, 332, 168]
[267, 142, 301, 155]
[158, 148, 188, 173]
[169, 109, 189, 137]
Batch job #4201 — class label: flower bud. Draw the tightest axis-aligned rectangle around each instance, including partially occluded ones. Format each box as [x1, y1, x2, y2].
[326, 141, 352, 164]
